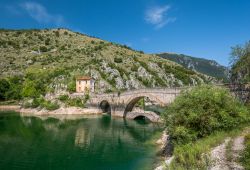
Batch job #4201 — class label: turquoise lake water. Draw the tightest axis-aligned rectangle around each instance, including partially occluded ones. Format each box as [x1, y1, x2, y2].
[0, 112, 163, 170]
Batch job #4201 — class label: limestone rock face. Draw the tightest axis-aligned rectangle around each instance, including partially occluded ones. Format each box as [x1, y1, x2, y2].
[115, 77, 125, 89]
[138, 66, 151, 79]
[125, 75, 142, 89]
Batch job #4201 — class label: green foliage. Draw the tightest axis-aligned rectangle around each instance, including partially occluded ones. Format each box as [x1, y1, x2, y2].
[241, 134, 250, 169]
[67, 77, 76, 93]
[163, 85, 249, 145]
[5, 76, 23, 100]
[0, 79, 10, 100]
[230, 41, 250, 83]
[23, 97, 42, 108]
[58, 94, 88, 108]
[21, 80, 40, 98]
[114, 57, 123, 63]
[66, 98, 83, 107]
[58, 94, 69, 101]
[45, 38, 50, 45]
[40, 100, 59, 110]
[131, 64, 139, 72]
[39, 46, 48, 52]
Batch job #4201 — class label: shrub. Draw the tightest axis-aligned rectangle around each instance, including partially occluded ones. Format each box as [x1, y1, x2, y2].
[40, 46, 48, 52]
[131, 64, 139, 72]
[162, 85, 249, 145]
[67, 78, 76, 93]
[114, 57, 123, 63]
[41, 100, 59, 110]
[66, 98, 83, 107]
[21, 80, 40, 98]
[5, 76, 23, 100]
[0, 79, 10, 100]
[22, 98, 42, 108]
[55, 31, 60, 37]
[58, 94, 69, 101]
[45, 38, 50, 45]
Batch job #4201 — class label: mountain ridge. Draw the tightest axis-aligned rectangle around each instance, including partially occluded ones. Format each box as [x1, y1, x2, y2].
[156, 52, 229, 81]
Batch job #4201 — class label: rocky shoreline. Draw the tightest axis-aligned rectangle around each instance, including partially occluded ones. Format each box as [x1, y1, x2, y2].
[0, 105, 103, 116]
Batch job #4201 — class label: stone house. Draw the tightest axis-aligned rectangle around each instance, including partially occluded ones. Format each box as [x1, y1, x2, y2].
[76, 76, 95, 93]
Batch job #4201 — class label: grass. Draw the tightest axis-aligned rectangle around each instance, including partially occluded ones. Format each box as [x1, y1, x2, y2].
[240, 133, 250, 170]
[225, 139, 233, 162]
[166, 124, 250, 170]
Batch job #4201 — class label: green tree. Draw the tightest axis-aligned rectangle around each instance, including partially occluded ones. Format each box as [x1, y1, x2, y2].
[5, 76, 23, 100]
[0, 79, 10, 100]
[230, 41, 250, 83]
[21, 80, 40, 98]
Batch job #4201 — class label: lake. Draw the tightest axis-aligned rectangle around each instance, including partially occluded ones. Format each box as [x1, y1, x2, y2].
[0, 112, 163, 170]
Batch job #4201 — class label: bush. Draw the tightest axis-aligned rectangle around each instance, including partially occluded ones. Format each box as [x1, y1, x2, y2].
[66, 98, 83, 107]
[58, 94, 69, 101]
[0, 79, 10, 100]
[45, 38, 50, 45]
[67, 78, 76, 93]
[114, 57, 123, 63]
[41, 100, 59, 110]
[40, 46, 48, 52]
[55, 31, 60, 37]
[163, 85, 249, 145]
[21, 80, 40, 98]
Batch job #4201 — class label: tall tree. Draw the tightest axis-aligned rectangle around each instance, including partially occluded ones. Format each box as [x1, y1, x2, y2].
[230, 41, 250, 83]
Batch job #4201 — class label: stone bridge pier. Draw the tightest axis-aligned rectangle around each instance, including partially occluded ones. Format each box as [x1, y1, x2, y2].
[85, 88, 183, 122]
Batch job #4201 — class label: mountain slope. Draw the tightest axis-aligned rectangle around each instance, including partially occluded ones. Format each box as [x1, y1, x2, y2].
[157, 53, 229, 81]
[0, 29, 216, 94]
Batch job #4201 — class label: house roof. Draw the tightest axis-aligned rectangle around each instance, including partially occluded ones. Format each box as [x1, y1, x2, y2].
[76, 76, 93, 80]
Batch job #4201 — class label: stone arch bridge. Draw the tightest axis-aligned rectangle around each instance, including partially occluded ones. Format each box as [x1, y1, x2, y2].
[75, 88, 183, 122]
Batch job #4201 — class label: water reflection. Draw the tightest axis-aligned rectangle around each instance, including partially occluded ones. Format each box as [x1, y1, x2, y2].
[0, 112, 163, 170]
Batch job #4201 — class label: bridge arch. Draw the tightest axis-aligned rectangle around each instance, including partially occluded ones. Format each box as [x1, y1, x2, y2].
[99, 100, 111, 114]
[123, 93, 166, 120]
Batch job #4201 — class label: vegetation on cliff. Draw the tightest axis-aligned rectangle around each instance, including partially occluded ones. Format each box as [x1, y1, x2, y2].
[0, 28, 215, 97]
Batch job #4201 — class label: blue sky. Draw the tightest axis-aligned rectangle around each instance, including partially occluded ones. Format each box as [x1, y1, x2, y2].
[1, 0, 250, 66]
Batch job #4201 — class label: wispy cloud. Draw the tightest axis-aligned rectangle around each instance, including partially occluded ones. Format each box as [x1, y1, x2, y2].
[20, 2, 64, 26]
[145, 5, 176, 29]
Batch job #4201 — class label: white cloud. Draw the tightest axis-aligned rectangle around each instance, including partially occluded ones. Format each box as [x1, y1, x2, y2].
[20, 2, 64, 26]
[145, 5, 176, 29]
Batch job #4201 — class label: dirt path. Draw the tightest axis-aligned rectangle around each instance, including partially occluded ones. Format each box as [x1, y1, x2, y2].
[209, 134, 246, 170]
